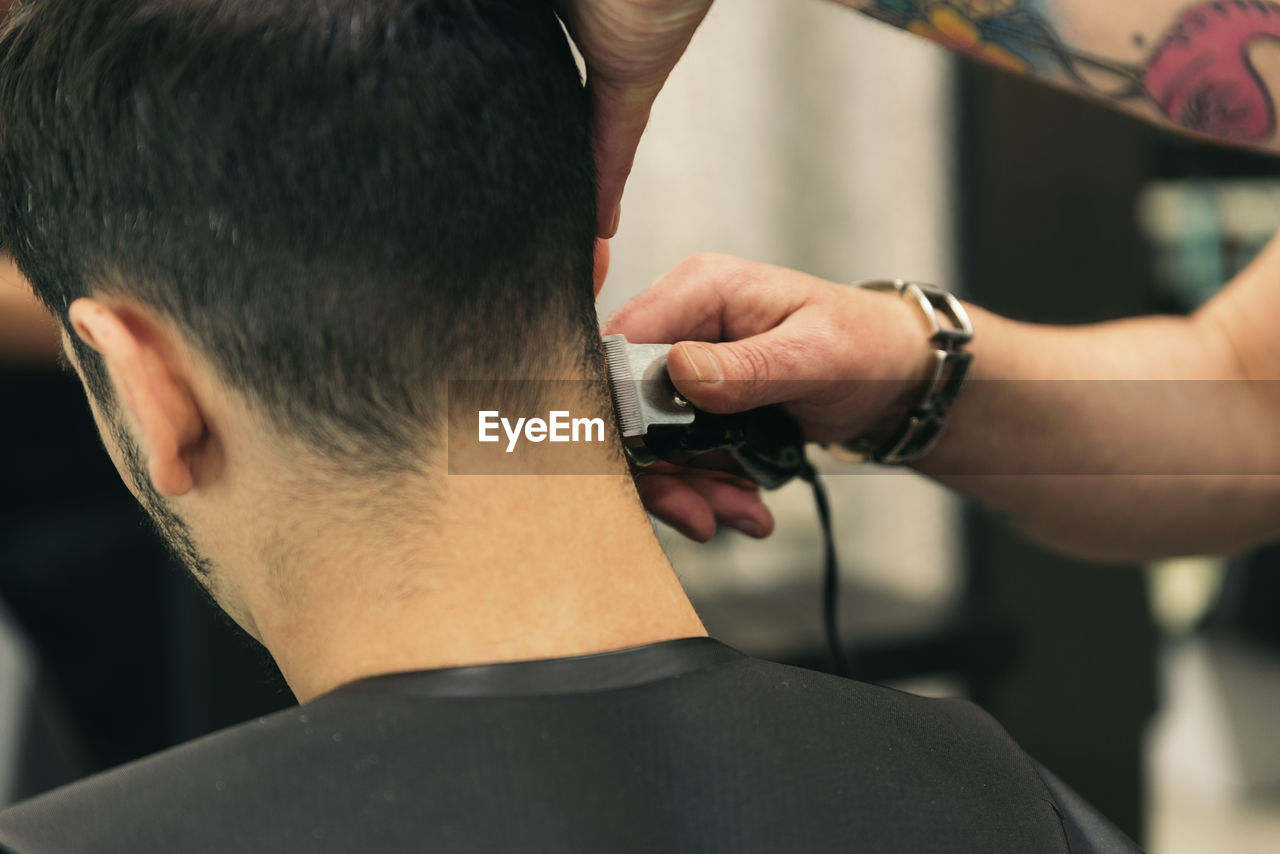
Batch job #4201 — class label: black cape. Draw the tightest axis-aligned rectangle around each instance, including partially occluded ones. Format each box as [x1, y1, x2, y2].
[0, 638, 1141, 853]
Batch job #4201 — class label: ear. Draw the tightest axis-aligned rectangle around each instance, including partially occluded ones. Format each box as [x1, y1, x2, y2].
[592, 238, 611, 299]
[67, 298, 206, 496]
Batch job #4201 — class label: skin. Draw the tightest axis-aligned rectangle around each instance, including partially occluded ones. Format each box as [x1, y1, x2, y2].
[559, 0, 1280, 237]
[10, 0, 1280, 558]
[550, 0, 1280, 559]
[7, 1, 1280, 233]
[0, 256, 59, 363]
[57, 242, 709, 702]
[0, 238, 611, 362]
[605, 234, 1280, 561]
[554, 0, 714, 236]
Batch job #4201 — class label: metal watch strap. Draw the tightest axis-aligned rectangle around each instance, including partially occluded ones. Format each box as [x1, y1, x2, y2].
[844, 280, 974, 465]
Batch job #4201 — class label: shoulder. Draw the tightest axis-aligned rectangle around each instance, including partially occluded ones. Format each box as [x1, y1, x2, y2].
[1036, 763, 1144, 854]
[715, 654, 1027, 750]
[0, 699, 355, 854]
[0, 657, 1144, 854]
[707, 657, 1144, 851]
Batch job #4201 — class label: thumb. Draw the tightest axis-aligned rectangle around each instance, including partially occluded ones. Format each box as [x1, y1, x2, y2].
[667, 331, 813, 415]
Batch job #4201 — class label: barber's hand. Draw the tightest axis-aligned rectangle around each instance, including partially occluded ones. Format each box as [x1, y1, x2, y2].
[554, 0, 713, 237]
[604, 253, 935, 541]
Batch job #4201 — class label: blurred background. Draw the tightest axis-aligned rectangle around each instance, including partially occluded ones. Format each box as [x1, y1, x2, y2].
[4, 1, 1280, 850]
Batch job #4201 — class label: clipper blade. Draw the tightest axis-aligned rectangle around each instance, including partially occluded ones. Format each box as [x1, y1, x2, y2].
[602, 334, 644, 436]
[601, 334, 696, 438]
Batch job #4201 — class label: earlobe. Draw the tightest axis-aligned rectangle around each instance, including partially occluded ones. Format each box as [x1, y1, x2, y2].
[68, 298, 206, 496]
[592, 238, 610, 299]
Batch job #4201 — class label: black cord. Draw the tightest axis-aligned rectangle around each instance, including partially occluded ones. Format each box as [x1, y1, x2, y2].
[661, 449, 850, 677]
[799, 463, 850, 678]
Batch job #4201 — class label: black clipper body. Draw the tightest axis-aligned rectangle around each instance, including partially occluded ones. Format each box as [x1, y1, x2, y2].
[601, 334, 807, 489]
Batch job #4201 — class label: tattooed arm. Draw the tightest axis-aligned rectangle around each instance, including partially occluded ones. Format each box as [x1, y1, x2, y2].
[529, 0, 1280, 233]
[833, 0, 1280, 150]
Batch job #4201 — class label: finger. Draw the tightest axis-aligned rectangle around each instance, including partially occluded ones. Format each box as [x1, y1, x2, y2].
[634, 471, 717, 542]
[636, 458, 760, 492]
[684, 475, 775, 538]
[633, 470, 774, 541]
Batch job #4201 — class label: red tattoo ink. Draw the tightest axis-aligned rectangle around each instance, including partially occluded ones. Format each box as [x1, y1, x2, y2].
[1144, 1, 1280, 140]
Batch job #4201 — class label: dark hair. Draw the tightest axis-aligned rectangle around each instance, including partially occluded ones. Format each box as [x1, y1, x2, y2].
[0, 0, 601, 471]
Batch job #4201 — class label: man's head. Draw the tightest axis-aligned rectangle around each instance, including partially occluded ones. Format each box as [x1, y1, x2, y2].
[0, 0, 609, 610]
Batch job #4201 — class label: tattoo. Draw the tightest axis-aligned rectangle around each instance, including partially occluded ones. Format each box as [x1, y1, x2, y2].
[867, 1, 1280, 144]
[1144, 2, 1280, 139]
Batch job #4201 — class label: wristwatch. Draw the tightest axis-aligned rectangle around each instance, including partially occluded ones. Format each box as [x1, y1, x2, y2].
[834, 279, 974, 465]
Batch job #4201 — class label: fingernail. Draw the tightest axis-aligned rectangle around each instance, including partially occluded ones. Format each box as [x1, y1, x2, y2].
[679, 344, 722, 386]
[609, 205, 621, 236]
[731, 517, 763, 538]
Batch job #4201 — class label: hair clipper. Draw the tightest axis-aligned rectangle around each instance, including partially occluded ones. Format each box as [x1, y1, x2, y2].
[602, 334, 809, 489]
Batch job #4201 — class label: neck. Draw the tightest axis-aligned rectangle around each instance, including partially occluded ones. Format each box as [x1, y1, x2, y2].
[240, 472, 706, 702]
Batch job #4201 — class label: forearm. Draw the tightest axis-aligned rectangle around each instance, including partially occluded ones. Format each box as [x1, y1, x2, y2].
[917, 237, 1280, 560]
[0, 255, 59, 363]
[832, 0, 1280, 154]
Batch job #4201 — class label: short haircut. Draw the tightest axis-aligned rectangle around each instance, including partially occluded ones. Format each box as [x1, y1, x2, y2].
[0, 0, 600, 472]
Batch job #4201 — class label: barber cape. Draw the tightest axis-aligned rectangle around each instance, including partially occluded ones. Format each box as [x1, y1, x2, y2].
[0, 638, 1139, 853]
